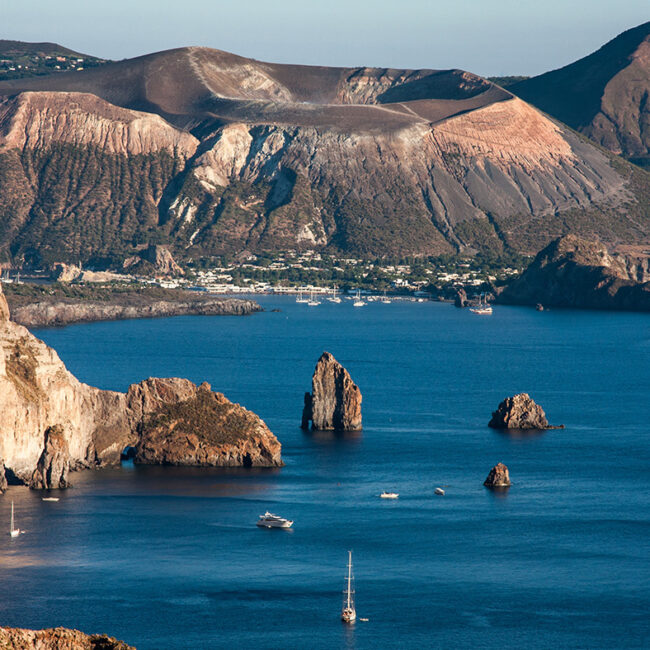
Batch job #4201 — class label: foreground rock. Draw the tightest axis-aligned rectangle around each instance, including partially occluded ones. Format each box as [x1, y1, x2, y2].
[301, 352, 362, 431]
[489, 393, 562, 430]
[497, 235, 650, 311]
[133, 380, 282, 467]
[454, 288, 468, 308]
[484, 463, 511, 487]
[0, 286, 282, 489]
[0, 626, 134, 649]
[29, 425, 71, 489]
[8, 294, 260, 329]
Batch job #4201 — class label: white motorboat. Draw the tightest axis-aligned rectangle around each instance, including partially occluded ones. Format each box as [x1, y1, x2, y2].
[256, 511, 293, 528]
[9, 501, 20, 537]
[341, 550, 357, 623]
[380, 492, 399, 499]
[434, 487, 445, 496]
[42, 497, 60, 502]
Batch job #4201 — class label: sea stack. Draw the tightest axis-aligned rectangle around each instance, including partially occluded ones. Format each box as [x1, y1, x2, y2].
[301, 352, 362, 431]
[489, 393, 562, 430]
[30, 425, 71, 489]
[484, 462, 511, 487]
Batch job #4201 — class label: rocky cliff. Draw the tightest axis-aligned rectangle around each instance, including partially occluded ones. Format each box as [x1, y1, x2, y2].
[301, 352, 362, 431]
[0, 286, 281, 488]
[497, 235, 650, 311]
[0, 626, 134, 649]
[0, 45, 646, 262]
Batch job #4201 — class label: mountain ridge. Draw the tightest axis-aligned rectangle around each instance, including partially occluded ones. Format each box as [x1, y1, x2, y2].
[0, 42, 647, 263]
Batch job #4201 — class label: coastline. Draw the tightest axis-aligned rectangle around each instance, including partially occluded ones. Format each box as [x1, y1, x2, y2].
[5, 288, 261, 328]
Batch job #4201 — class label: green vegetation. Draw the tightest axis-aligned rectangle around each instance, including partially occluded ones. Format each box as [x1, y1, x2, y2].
[142, 389, 258, 446]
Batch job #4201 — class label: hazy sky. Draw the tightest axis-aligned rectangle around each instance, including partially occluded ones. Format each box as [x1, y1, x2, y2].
[4, 1, 648, 76]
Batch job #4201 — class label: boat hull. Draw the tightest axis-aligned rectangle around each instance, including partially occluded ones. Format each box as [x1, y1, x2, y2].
[256, 520, 293, 528]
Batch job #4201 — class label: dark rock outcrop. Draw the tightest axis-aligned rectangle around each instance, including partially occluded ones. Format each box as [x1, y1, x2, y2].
[0, 626, 134, 649]
[497, 235, 650, 311]
[29, 425, 71, 489]
[301, 352, 362, 431]
[123, 244, 184, 276]
[133, 380, 282, 467]
[454, 288, 468, 308]
[0, 457, 7, 492]
[484, 462, 511, 487]
[489, 393, 563, 430]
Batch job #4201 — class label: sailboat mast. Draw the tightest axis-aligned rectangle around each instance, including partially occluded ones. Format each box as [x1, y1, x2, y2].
[11, 501, 14, 531]
[346, 550, 352, 609]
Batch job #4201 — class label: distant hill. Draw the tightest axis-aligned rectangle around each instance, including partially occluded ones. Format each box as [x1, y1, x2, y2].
[0, 44, 647, 265]
[510, 22, 650, 168]
[0, 39, 107, 81]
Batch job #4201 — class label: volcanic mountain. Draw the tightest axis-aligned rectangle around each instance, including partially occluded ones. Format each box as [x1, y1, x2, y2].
[510, 22, 650, 168]
[0, 44, 647, 264]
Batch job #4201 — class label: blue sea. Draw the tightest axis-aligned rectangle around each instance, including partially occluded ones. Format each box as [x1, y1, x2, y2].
[1, 296, 649, 649]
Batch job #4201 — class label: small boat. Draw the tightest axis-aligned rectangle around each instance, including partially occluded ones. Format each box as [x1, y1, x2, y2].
[380, 492, 399, 499]
[42, 497, 60, 502]
[9, 501, 20, 537]
[380, 291, 391, 304]
[307, 290, 321, 306]
[328, 285, 342, 303]
[296, 290, 308, 304]
[470, 293, 493, 315]
[434, 487, 445, 496]
[256, 511, 293, 528]
[341, 550, 357, 624]
[353, 290, 365, 307]
[359, 618, 369, 622]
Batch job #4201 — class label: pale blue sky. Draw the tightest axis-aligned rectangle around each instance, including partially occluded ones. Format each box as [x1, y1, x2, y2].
[4, 1, 649, 76]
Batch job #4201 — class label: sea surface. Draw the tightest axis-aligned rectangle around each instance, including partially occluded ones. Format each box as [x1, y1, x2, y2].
[1, 296, 649, 649]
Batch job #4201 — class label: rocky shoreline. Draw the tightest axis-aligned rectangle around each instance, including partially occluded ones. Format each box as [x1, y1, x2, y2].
[0, 626, 134, 649]
[5, 290, 261, 328]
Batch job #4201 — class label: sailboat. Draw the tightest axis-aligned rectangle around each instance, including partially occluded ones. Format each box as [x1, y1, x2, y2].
[296, 289, 308, 304]
[307, 289, 321, 306]
[380, 290, 391, 304]
[341, 550, 357, 623]
[9, 501, 20, 537]
[328, 285, 341, 303]
[469, 293, 493, 315]
[353, 290, 365, 307]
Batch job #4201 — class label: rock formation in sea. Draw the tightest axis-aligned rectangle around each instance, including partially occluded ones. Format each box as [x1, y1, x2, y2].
[488, 393, 563, 430]
[132, 380, 282, 467]
[301, 352, 362, 431]
[0, 626, 134, 649]
[454, 288, 468, 308]
[497, 235, 650, 311]
[29, 425, 71, 489]
[0, 285, 282, 489]
[484, 462, 511, 487]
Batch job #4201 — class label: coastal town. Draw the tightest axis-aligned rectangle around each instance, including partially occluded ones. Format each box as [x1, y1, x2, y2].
[0, 249, 526, 300]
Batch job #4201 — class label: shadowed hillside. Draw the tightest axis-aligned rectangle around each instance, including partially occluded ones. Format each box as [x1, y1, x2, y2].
[511, 22, 650, 167]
